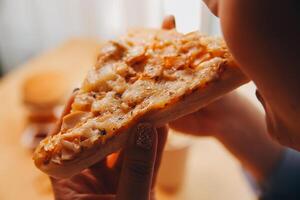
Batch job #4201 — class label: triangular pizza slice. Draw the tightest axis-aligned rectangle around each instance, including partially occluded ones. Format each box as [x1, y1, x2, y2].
[34, 28, 248, 178]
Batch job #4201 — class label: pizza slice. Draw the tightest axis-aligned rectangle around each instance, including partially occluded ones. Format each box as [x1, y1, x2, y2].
[33, 27, 248, 178]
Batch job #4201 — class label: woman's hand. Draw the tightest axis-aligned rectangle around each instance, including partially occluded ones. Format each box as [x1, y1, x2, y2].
[49, 92, 168, 200]
[170, 92, 283, 181]
[51, 125, 168, 200]
[201, 0, 300, 150]
[169, 92, 251, 137]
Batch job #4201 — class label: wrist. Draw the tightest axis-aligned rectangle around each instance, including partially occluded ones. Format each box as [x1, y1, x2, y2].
[214, 122, 284, 182]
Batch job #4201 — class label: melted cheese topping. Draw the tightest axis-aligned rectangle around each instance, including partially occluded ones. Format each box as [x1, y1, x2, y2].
[34, 29, 231, 165]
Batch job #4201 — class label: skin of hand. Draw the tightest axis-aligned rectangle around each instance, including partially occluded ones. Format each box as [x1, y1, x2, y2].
[169, 92, 284, 182]
[49, 91, 168, 200]
[202, 0, 300, 150]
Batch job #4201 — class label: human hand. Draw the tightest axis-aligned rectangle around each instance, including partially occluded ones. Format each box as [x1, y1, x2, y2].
[49, 92, 168, 200]
[201, 0, 300, 149]
[170, 92, 283, 181]
[169, 92, 259, 137]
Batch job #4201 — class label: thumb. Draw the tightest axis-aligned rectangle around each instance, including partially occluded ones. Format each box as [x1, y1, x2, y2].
[116, 123, 157, 200]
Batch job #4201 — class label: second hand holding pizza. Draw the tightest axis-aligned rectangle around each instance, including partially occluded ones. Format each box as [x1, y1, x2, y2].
[170, 92, 284, 182]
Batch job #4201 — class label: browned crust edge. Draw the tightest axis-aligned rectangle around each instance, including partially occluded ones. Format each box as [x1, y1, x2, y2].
[36, 60, 249, 178]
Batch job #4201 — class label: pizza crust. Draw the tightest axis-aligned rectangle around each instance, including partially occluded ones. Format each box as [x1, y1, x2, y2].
[33, 29, 249, 178]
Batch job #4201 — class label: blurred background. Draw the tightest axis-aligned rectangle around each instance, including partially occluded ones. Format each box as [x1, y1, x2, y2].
[0, 1, 260, 200]
[0, 0, 221, 73]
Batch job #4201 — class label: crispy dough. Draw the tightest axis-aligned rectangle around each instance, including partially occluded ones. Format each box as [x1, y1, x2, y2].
[33, 29, 249, 178]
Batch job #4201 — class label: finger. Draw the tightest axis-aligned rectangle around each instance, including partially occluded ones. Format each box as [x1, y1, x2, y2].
[113, 126, 168, 188]
[50, 171, 106, 195]
[169, 114, 199, 134]
[116, 123, 157, 200]
[99, 151, 124, 194]
[62, 88, 79, 116]
[50, 89, 79, 136]
[114, 151, 125, 172]
[89, 158, 117, 193]
[161, 15, 176, 30]
[169, 112, 213, 135]
[203, 0, 219, 16]
[89, 157, 109, 176]
[151, 126, 168, 188]
[90, 152, 123, 193]
[73, 194, 115, 200]
[103, 151, 125, 193]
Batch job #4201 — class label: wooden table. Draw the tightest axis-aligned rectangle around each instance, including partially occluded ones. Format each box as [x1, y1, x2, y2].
[0, 39, 256, 200]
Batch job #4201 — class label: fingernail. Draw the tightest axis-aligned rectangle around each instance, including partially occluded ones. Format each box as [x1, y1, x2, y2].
[135, 123, 154, 150]
[73, 88, 80, 93]
[162, 15, 176, 30]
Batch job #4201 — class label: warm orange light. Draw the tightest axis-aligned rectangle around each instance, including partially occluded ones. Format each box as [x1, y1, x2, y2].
[106, 151, 120, 168]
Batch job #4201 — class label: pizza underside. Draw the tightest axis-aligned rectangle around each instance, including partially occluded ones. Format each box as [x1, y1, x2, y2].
[34, 29, 248, 178]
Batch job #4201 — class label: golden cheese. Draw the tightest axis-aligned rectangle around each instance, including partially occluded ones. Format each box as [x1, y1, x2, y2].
[34, 29, 233, 165]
